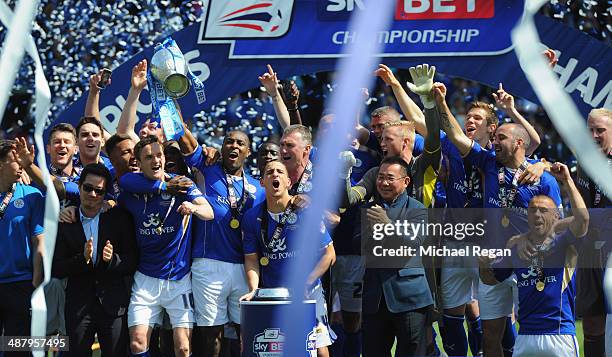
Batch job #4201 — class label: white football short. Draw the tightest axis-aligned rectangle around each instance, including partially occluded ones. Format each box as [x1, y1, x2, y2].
[514, 334, 579, 357]
[440, 242, 479, 309]
[128, 271, 194, 328]
[479, 276, 515, 320]
[191, 258, 249, 326]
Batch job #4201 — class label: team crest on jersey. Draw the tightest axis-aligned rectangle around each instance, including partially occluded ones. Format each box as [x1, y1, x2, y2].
[161, 193, 172, 200]
[246, 183, 257, 194]
[355, 158, 362, 168]
[13, 199, 24, 209]
[286, 212, 298, 224]
[303, 181, 313, 193]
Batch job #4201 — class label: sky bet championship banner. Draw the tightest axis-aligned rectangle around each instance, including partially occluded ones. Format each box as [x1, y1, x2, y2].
[50, 0, 612, 137]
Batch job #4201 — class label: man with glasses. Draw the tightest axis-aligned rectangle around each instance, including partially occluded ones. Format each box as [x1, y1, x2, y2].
[360, 156, 432, 356]
[53, 163, 137, 356]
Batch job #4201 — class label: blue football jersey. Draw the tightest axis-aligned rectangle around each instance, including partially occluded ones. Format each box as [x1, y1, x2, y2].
[184, 146, 265, 263]
[119, 177, 202, 280]
[465, 142, 562, 211]
[242, 203, 333, 288]
[0, 183, 45, 283]
[494, 229, 580, 335]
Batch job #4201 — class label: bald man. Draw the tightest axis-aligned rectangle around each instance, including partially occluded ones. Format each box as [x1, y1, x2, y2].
[480, 162, 588, 357]
[440, 112, 562, 356]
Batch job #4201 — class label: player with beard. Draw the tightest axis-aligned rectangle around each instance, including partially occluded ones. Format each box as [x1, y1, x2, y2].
[241, 161, 336, 357]
[120, 126, 265, 357]
[572, 108, 611, 357]
[480, 162, 588, 357]
[437, 84, 562, 357]
[119, 136, 214, 357]
[433, 82, 545, 356]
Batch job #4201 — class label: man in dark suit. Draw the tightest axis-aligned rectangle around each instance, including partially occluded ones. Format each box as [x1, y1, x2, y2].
[361, 156, 433, 356]
[53, 163, 137, 356]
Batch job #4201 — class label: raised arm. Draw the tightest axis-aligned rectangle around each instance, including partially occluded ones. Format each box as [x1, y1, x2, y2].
[375, 64, 427, 136]
[259, 64, 291, 130]
[13, 138, 66, 199]
[549, 162, 589, 237]
[85, 70, 112, 142]
[116, 60, 147, 143]
[492, 83, 540, 156]
[433, 83, 473, 156]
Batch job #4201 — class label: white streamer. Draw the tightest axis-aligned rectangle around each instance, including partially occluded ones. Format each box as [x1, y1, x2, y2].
[511, 0, 612, 196]
[0, 1, 59, 355]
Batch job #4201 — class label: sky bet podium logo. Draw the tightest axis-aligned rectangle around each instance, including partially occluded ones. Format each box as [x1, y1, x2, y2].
[200, 0, 294, 39]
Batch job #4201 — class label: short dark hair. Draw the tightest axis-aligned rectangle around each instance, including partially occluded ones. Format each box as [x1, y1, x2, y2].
[0, 139, 15, 161]
[257, 140, 280, 151]
[105, 133, 133, 156]
[78, 163, 112, 193]
[379, 156, 410, 177]
[134, 135, 160, 162]
[76, 116, 104, 137]
[48, 123, 77, 142]
[224, 130, 251, 147]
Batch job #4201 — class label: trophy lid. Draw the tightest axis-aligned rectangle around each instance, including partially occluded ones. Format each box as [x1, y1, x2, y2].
[251, 288, 291, 301]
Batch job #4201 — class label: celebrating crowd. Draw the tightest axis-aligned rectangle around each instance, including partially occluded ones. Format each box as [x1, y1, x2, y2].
[0, 45, 611, 357]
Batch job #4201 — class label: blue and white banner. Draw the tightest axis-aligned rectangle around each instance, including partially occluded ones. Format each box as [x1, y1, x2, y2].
[49, 0, 612, 139]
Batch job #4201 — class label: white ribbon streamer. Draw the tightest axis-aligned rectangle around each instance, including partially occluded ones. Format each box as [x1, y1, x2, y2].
[511, 0, 612, 197]
[0, 1, 59, 354]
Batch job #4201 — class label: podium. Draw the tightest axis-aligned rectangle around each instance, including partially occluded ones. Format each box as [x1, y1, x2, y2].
[240, 291, 317, 357]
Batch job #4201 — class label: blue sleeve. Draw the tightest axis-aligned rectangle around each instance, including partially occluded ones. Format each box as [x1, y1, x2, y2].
[465, 141, 496, 171]
[539, 173, 562, 207]
[119, 172, 165, 194]
[184, 145, 206, 171]
[187, 184, 204, 202]
[413, 134, 424, 156]
[28, 188, 45, 236]
[242, 211, 259, 255]
[64, 181, 80, 199]
[117, 191, 136, 213]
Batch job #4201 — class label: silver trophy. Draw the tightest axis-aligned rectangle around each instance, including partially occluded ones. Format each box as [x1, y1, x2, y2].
[150, 43, 191, 98]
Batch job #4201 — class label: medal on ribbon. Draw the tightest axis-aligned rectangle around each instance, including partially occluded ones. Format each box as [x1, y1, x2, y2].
[260, 256, 269, 266]
[230, 218, 240, 229]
